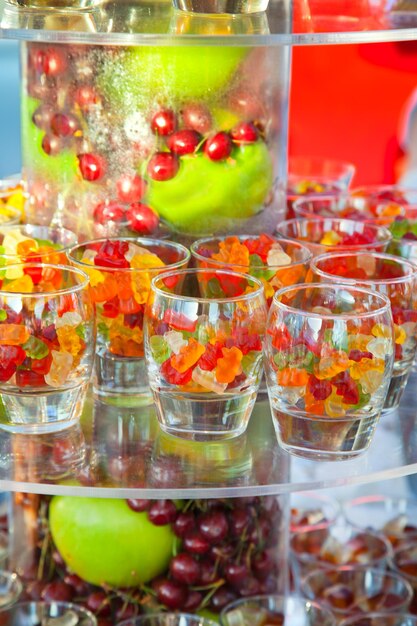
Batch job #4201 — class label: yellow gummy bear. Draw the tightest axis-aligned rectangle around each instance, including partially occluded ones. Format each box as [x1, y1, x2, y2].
[80, 257, 105, 287]
[132, 271, 152, 305]
[349, 357, 385, 380]
[5, 274, 34, 293]
[56, 326, 84, 356]
[324, 389, 346, 418]
[320, 230, 342, 246]
[394, 324, 407, 346]
[130, 253, 165, 270]
[371, 323, 392, 339]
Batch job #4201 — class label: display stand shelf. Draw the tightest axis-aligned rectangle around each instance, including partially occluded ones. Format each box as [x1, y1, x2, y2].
[2, 0, 417, 45]
[0, 371, 416, 499]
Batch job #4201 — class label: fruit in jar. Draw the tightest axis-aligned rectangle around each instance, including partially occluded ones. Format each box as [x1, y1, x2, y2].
[146, 141, 273, 233]
[100, 47, 248, 107]
[49, 496, 176, 587]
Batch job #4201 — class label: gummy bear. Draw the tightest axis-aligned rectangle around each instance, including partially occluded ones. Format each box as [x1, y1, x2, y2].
[161, 358, 193, 385]
[22, 335, 49, 360]
[192, 366, 228, 394]
[94, 239, 130, 269]
[163, 310, 197, 333]
[0, 324, 30, 346]
[16, 370, 46, 387]
[171, 338, 206, 374]
[197, 341, 223, 371]
[315, 351, 351, 380]
[164, 331, 187, 355]
[56, 326, 84, 357]
[276, 367, 309, 387]
[212, 236, 250, 267]
[150, 335, 170, 364]
[215, 346, 243, 384]
[308, 375, 332, 401]
[45, 351, 74, 387]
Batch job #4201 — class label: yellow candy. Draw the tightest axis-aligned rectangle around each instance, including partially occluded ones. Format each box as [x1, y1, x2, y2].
[371, 323, 392, 339]
[320, 230, 342, 246]
[80, 257, 105, 287]
[314, 351, 351, 380]
[45, 351, 74, 387]
[5, 274, 34, 293]
[260, 278, 275, 301]
[57, 326, 84, 356]
[360, 369, 384, 395]
[0, 324, 30, 345]
[348, 333, 374, 352]
[130, 253, 165, 270]
[132, 272, 152, 305]
[394, 324, 407, 346]
[324, 389, 346, 418]
[366, 336, 393, 359]
[349, 358, 385, 380]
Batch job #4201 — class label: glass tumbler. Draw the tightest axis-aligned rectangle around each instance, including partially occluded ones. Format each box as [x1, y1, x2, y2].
[301, 566, 413, 621]
[287, 156, 356, 219]
[191, 234, 312, 306]
[68, 237, 190, 402]
[220, 594, 336, 626]
[0, 602, 97, 625]
[264, 283, 395, 460]
[340, 614, 417, 626]
[118, 613, 218, 626]
[0, 263, 95, 433]
[275, 218, 392, 257]
[309, 251, 417, 411]
[145, 268, 267, 440]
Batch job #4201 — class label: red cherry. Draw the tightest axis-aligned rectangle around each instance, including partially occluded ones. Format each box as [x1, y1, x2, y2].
[230, 121, 258, 143]
[78, 153, 106, 181]
[74, 84, 100, 109]
[116, 174, 147, 203]
[204, 132, 232, 161]
[41, 134, 64, 156]
[93, 201, 125, 225]
[147, 152, 179, 181]
[167, 130, 201, 156]
[181, 103, 212, 134]
[42, 48, 67, 76]
[50, 113, 78, 137]
[32, 104, 55, 130]
[151, 109, 177, 136]
[126, 202, 159, 235]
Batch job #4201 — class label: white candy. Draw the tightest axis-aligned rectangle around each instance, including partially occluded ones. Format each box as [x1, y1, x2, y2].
[267, 243, 292, 267]
[56, 311, 83, 328]
[164, 330, 187, 355]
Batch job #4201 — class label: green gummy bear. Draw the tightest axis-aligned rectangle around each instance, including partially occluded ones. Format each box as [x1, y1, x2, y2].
[100, 46, 248, 108]
[146, 142, 273, 234]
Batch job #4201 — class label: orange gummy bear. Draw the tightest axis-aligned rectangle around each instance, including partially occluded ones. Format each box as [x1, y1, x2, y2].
[215, 346, 243, 384]
[212, 237, 250, 267]
[171, 338, 206, 373]
[276, 367, 309, 387]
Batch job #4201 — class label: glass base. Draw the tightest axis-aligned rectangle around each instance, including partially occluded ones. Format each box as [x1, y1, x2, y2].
[382, 370, 410, 413]
[270, 402, 380, 462]
[153, 388, 257, 440]
[4, 0, 103, 10]
[94, 349, 152, 405]
[172, 0, 269, 13]
[0, 384, 87, 434]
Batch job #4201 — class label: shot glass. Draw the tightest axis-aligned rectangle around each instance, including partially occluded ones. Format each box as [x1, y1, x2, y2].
[264, 283, 394, 460]
[287, 156, 356, 218]
[275, 218, 392, 257]
[172, 0, 270, 14]
[342, 495, 417, 548]
[0, 263, 95, 433]
[391, 542, 417, 615]
[340, 614, 417, 626]
[290, 523, 392, 584]
[290, 492, 341, 533]
[310, 251, 417, 411]
[220, 594, 336, 626]
[293, 193, 406, 226]
[0, 602, 97, 625]
[301, 566, 413, 621]
[145, 268, 267, 440]
[118, 613, 218, 626]
[191, 234, 312, 306]
[0, 572, 22, 610]
[0, 224, 77, 266]
[68, 237, 190, 402]
[351, 186, 417, 220]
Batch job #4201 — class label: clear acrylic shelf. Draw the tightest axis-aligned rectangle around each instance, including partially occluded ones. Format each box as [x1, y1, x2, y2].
[0, 371, 416, 499]
[2, 0, 417, 45]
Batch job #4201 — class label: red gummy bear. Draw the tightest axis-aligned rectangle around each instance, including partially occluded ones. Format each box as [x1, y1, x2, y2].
[94, 240, 130, 269]
[161, 358, 193, 385]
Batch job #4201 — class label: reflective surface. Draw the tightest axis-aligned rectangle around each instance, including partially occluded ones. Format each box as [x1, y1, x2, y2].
[0, 370, 417, 497]
[2, 0, 417, 44]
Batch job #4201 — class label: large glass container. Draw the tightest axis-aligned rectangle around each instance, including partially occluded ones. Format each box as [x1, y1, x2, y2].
[20, 10, 289, 241]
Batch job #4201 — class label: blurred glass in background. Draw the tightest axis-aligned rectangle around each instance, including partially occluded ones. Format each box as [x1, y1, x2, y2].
[0, 41, 21, 177]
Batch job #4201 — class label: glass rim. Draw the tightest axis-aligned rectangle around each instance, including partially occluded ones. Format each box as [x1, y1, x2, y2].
[219, 593, 335, 623]
[151, 268, 265, 304]
[117, 612, 219, 626]
[0, 600, 97, 620]
[339, 612, 417, 626]
[0, 263, 90, 297]
[272, 282, 392, 320]
[292, 191, 406, 212]
[68, 236, 190, 273]
[190, 235, 313, 269]
[288, 155, 356, 171]
[311, 250, 417, 285]
[276, 217, 392, 242]
[0, 224, 77, 258]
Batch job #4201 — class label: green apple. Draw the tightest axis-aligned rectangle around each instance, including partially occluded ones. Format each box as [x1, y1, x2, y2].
[100, 46, 248, 109]
[146, 141, 273, 233]
[21, 96, 78, 181]
[49, 496, 176, 587]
